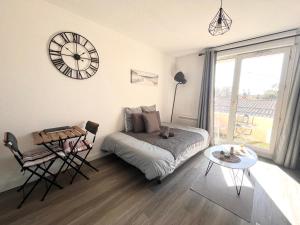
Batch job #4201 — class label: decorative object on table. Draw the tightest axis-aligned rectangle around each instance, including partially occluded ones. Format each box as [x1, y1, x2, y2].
[230, 146, 234, 155]
[170, 71, 187, 122]
[208, 0, 232, 36]
[3, 132, 64, 208]
[130, 69, 158, 85]
[49, 32, 99, 80]
[212, 150, 241, 163]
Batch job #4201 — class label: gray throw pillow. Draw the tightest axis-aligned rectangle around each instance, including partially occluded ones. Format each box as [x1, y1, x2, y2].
[141, 104, 156, 112]
[124, 107, 142, 132]
[142, 111, 160, 133]
[131, 113, 145, 133]
[144, 111, 161, 126]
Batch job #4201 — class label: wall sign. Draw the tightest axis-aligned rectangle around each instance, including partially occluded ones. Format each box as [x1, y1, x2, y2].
[49, 32, 99, 80]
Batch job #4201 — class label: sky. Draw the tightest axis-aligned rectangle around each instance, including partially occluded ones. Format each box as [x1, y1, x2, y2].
[215, 53, 284, 96]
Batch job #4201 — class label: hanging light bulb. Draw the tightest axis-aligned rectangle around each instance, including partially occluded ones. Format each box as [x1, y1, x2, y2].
[208, 0, 232, 36]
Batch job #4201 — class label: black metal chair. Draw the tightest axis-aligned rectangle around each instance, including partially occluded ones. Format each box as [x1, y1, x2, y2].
[64, 121, 99, 184]
[3, 132, 64, 208]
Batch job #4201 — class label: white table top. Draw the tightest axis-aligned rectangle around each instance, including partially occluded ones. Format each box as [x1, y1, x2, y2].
[204, 144, 258, 169]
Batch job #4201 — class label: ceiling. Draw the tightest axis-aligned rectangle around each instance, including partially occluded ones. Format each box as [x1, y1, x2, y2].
[46, 0, 300, 56]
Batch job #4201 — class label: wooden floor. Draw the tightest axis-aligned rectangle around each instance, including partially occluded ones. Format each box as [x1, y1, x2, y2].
[0, 152, 298, 225]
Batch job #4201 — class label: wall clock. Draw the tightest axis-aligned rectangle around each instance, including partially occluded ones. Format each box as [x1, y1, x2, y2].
[49, 32, 99, 80]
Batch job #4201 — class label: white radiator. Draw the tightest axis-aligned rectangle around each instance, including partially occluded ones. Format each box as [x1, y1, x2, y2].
[173, 114, 198, 127]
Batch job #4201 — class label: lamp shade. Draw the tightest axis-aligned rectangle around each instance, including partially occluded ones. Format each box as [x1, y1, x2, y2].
[174, 72, 187, 84]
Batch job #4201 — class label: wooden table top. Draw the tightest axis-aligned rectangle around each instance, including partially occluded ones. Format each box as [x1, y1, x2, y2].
[32, 126, 86, 145]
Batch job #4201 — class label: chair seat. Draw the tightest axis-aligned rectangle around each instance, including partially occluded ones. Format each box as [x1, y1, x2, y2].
[64, 140, 92, 153]
[22, 146, 65, 168]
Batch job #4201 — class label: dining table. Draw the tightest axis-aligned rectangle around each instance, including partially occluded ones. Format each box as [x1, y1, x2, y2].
[32, 125, 88, 200]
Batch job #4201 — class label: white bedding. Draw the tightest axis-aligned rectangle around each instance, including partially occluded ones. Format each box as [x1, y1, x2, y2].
[101, 123, 209, 180]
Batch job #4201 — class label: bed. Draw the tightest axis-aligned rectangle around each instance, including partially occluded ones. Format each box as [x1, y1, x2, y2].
[101, 122, 210, 181]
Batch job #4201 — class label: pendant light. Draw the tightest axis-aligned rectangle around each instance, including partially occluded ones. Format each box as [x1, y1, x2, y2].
[208, 0, 232, 36]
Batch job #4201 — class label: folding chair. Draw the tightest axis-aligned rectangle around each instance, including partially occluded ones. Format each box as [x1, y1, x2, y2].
[64, 121, 99, 184]
[3, 132, 64, 208]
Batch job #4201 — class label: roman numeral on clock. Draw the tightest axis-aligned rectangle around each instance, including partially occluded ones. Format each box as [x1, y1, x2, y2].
[52, 58, 65, 69]
[88, 49, 97, 54]
[60, 32, 70, 43]
[52, 40, 63, 48]
[91, 58, 99, 63]
[61, 66, 72, 77]
[90, 65, 98, 73]
[82, 39, 88, 46]
[72, 33, 80, 44]
[49, 49, 61, 56]
[86, 71, 92, 78]
[76, 70, 83, 79]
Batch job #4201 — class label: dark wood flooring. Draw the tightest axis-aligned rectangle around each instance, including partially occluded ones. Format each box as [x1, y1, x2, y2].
[0, 152, 297, 225]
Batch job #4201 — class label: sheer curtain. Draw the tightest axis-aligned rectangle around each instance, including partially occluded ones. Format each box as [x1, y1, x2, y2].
[273, 36, 300, 169]
[197, 49, 216, 144]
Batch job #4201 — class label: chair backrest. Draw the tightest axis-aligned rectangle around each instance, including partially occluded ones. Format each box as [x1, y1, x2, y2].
[85, 121, 99, 142]
[3, 132, 24, 167]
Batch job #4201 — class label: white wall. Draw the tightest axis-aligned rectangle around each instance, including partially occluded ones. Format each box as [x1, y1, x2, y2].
[0, 0, 175, 192]
[172, 53, 204, 127]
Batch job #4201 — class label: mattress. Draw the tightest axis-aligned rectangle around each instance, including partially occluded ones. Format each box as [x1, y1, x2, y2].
[101, 123, 210, 180]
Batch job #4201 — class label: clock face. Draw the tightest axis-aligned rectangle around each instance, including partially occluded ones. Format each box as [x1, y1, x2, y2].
[49, 32, 99, 80]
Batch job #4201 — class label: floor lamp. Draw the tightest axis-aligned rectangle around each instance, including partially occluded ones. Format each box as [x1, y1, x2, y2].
[171, 72, 187, 123]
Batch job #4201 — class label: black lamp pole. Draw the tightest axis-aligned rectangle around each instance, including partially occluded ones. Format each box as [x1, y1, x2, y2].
[170, 72, 187, 123]
[171, 83, 180, 122]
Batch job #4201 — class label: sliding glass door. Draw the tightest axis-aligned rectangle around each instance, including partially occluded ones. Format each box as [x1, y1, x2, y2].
[214, 47, 290, 156]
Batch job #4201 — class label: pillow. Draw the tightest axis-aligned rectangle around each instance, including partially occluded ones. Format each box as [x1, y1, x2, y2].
[131, 113, 145, 133]
[142, 111, 160, 133]
[141, 104, 156, 112]
[144, 111, 161, 126]
[155, 111, 161, 126]
[124, 107, 142, 132]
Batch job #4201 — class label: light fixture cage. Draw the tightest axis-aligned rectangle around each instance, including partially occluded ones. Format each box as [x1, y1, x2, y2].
[208, 1, 232, 36]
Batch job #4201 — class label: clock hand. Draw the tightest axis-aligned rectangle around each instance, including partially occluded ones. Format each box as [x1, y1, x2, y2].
[61, 53, 73, 57]
[76, 60, 79, 70]
[80, 57, 91, 60]
[64, 46, 74, 55]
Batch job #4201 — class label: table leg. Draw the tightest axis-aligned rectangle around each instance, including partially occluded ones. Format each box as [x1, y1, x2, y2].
[43, 140, 88, 180]
[40, 137, 89, 201]
[231, 169, 245, 196]
[205, 160, 214, 176]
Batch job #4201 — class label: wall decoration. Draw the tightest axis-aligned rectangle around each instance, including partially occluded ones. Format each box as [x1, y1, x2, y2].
[49, 32, 99, 80]
[130, 69, 159, 86]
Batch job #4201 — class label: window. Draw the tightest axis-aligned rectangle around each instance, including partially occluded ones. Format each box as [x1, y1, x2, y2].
[214, 47, 290, 157]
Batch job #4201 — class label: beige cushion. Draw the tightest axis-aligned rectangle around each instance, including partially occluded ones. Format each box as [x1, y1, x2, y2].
[64, 139, 93, 153]
[142, 112, 160, 133]
[132, 113, 145, 133]
[124, 107, 142, 132]
[141, 104, 156, 112]
[22, 146, 65, 168]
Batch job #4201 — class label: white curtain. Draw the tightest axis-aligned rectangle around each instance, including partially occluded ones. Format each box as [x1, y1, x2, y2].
[273, 34, 300, 169]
